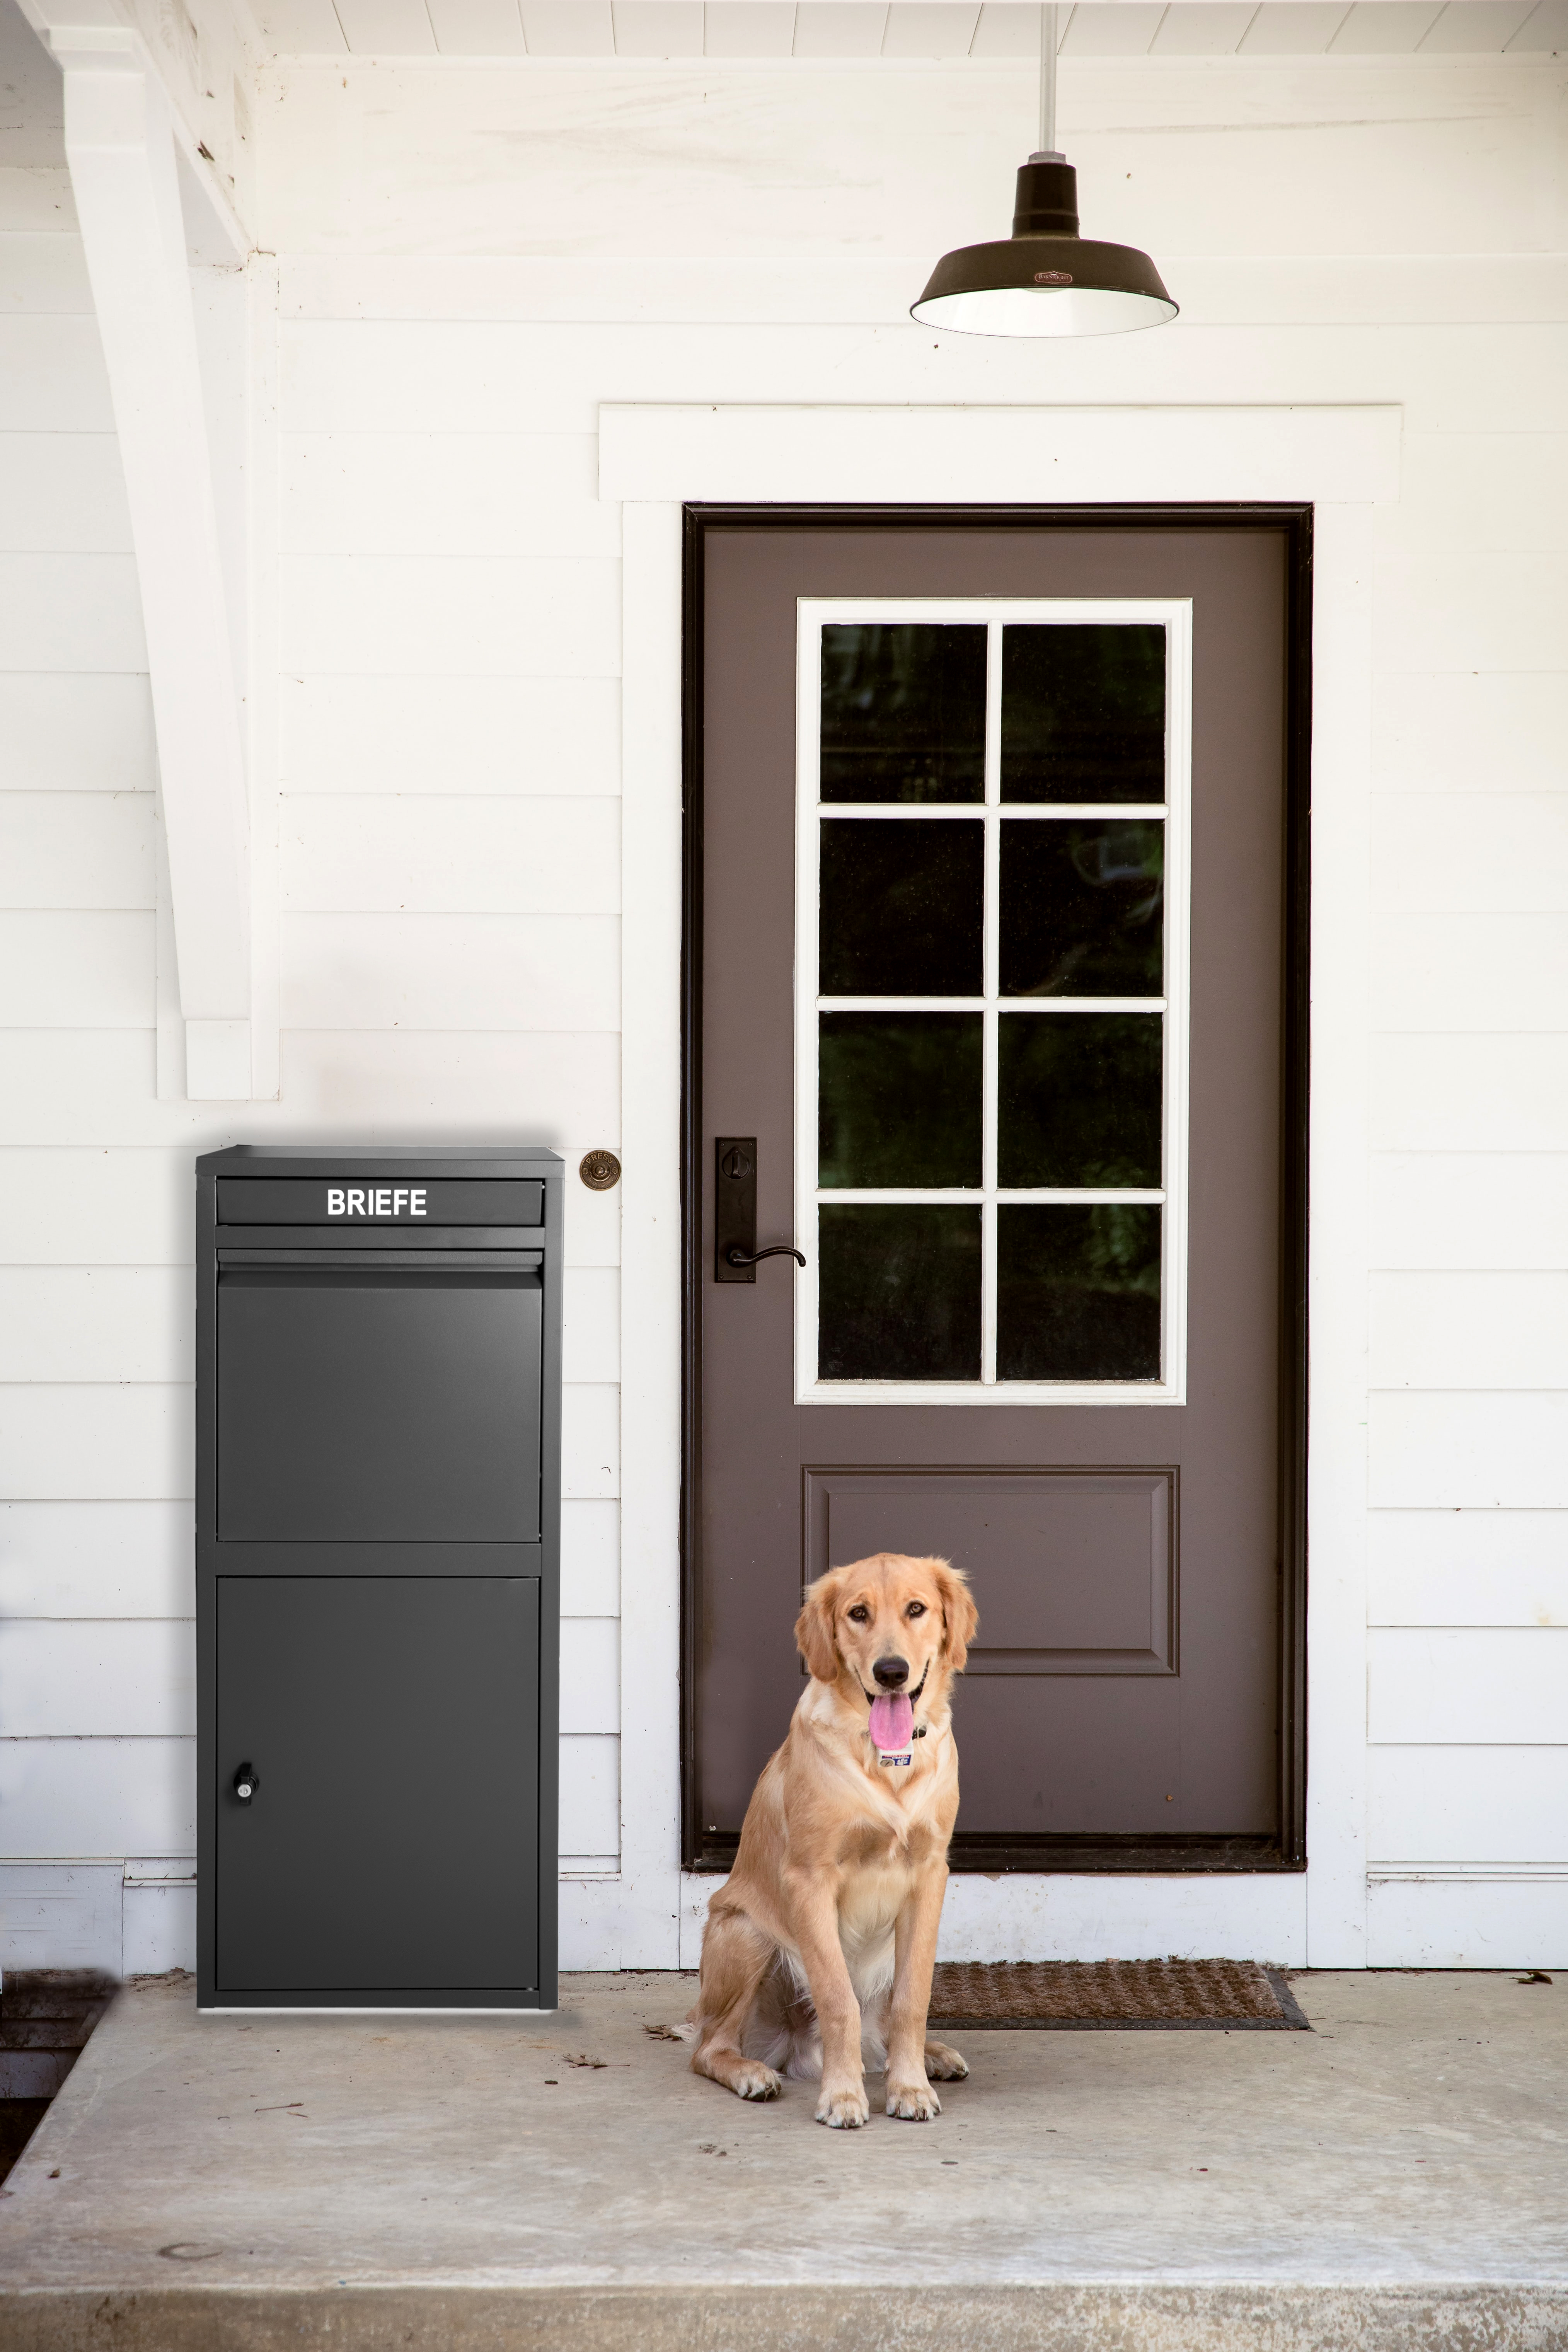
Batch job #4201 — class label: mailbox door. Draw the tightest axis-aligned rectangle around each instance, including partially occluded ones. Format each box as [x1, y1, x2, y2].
[217, 1256, 542, 1542]
[215, 1575, 540, 1992]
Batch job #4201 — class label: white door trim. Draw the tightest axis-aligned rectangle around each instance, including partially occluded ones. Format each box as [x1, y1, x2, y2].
[602, 402, 1396, 1971]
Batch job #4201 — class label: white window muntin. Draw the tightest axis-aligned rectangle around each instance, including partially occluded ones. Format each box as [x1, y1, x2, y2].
[794, 595, 1192, 1408]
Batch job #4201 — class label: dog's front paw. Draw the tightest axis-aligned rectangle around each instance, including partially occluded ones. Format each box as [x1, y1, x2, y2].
[923, 2038, 969, 2081]
[886, 2078, 941, 2122]
[731, 2061, 782, 2101]
[816, 2081, 870, 2129]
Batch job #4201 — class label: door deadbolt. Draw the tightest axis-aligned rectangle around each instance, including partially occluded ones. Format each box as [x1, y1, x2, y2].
[233, 1762, 259, 1803]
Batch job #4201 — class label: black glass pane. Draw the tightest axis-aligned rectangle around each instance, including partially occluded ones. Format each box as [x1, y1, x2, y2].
[1000, 819, 1163, 997]
[997, 1014, 1162, 1190]
[819, 1205, 981, 1381]
[820, 820, 984, 996]
[1001, 624, 1166, 803]
[821, 624, 986, 803]
[997, 1205, 1161, 1382]
[820, 1014, 983, 1188]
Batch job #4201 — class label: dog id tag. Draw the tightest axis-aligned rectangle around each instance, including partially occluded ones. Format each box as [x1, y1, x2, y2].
[878, 1751, 912, 1768]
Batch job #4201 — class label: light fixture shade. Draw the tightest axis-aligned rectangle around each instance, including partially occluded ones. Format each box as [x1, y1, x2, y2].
[913, 158, 1176, 339]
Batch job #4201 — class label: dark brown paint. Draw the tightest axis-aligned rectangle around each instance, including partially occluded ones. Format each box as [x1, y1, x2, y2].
[682, 507, 1310, 1875]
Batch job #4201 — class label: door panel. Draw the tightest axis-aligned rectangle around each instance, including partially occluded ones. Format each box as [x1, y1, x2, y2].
[685, 511, 1307, 1873]
[218, 1262, 542, 1542]
[215, 1575, 539, 1991]
[805, 1468, 1175, 1674]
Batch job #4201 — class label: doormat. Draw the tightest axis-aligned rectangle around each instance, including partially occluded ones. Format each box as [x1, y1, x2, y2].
[928, 1958, 1311, 2031]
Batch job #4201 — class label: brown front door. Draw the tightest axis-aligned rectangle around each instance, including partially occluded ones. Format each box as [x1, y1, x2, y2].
[683, 508, 1307, 1875]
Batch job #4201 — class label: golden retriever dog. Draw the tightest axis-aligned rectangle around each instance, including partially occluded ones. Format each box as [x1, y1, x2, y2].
[688, 1550, 978, 2128]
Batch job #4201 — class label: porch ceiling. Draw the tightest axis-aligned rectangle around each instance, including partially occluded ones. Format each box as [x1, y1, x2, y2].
[250, 0, 1568, 61]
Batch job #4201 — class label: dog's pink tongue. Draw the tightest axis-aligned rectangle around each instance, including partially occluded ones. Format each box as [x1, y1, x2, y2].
[870, 1692, 914, 1751]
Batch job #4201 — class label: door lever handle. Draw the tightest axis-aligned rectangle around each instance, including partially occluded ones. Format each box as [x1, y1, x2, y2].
[726, 1244, 806, 1270]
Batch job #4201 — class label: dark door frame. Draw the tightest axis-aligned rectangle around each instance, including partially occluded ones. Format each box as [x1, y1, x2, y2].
[680, 502, 1312, 1875]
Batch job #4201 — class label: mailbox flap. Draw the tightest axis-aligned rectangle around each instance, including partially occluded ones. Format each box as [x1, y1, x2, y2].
[216, 1179, 544, 1227]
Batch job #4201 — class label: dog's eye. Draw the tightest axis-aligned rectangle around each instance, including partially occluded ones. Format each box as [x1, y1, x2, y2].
[906, 1602, 927, 1618]
[847, 1604, 870, 1624]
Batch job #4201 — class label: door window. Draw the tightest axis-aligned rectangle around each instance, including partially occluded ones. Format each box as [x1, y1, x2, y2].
[796, 599, 1191, 1406]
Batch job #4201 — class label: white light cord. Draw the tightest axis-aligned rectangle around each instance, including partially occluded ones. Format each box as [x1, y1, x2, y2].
[1033, 3, 1062, 162]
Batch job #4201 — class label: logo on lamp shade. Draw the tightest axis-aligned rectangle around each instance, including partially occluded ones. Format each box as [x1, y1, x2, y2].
[1034, 270, 1073, 286]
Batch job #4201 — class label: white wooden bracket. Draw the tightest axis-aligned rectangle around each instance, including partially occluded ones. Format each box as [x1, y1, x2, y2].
[48, 21, 256, 1098]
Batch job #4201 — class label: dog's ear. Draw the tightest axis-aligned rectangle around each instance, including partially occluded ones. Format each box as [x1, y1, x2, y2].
[795, 1570, 842, 1684]
[932, 1559, 978, 1673]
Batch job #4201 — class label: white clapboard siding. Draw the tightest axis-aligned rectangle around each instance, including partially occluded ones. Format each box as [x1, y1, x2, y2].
[1374, 553, 1568, 676]
[278, 555, 621, 677]
[0, 1501, 193, 1618]
[1370, 1744, 1568, 1861]
[1371, 1036, 1568, 1153]
[0, 435, 131, 553]
[0, 1268, 192, 1382]
[1371, 1392, 1568, 1510]
[560, 1616, 619, 1734]
[1371, 915, 1568, 1031]
[562, 1384, 619, 1500]
[1367, 1878, 1568, 1970]
[278, 674, 620, 799]
[0, 554, 146, 673]
[0, 794, 153, 909]
[0, 320, 113, 433]
[280, 317, 1568, 440]
[123, 1880, 195, 1975]
[281, 432, 619, 559]
[1370, 1510, 1568, 1628]
[281, 798, 620, 915]
[0, 232, 94, 314]
[280, 912, 620, 1031]
[563, 1170, 620, 1269]
[1374, 673, 1568, 797]
[276, 1031, 622, 1139]
[1372, 795, 1568, 913]
[558, 1732, 619, 1861]
[1387, 433, 1568, 554]
[0, 911, 152, 1026]
[0, 676, 155, 794]
[561, 1499, 619, 1617]
[0, 1619, 194, 1738]
[0, 1147, 193, 1264]
[0, 1386, 192, 1501]
[563, 1267, 620, 1385]
[1369, 1627, 1568, 1743]
[0, 1033, 612, 1150]
[1371, 1272, 1568, 1389]
[1372, 1154, 1568, 1270]
[0, 1736, 194, 1857]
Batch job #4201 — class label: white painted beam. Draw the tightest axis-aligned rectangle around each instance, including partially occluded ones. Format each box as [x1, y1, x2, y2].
[54, 29, 253, 1098]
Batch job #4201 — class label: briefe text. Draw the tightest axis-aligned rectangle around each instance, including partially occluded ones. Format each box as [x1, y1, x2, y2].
[326, 1187, 428, 1218]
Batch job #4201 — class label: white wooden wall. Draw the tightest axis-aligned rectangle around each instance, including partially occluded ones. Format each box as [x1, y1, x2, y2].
[2, 19, 1566, 1970]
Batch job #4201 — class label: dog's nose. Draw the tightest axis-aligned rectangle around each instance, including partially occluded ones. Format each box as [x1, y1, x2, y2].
[872, 1657, 908, 1689]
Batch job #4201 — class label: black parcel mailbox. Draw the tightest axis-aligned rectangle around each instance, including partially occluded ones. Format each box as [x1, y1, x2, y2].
[195, 1147, 562, 2012]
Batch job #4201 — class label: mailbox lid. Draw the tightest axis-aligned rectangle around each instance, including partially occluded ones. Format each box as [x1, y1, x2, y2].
[217, 1179, 543, 1227]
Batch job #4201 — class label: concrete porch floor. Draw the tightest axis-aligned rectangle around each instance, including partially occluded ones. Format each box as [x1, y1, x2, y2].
[1, 1968, 1566, 2350]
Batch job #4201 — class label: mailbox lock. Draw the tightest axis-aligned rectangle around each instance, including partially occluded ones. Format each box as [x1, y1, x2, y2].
[233, 1763, 259, 1803]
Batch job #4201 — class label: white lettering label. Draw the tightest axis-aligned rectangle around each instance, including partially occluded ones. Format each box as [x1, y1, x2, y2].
[375, 1188, 392, 1215]
[393, 1188, 408, 1216]
[347, 1189, 366, 1216]
[327, 1188, 346, 1215]
[411, 1188, 427, 1216]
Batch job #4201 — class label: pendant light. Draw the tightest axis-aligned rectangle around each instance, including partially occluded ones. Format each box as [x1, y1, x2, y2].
[912, 5, 1177, 339]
